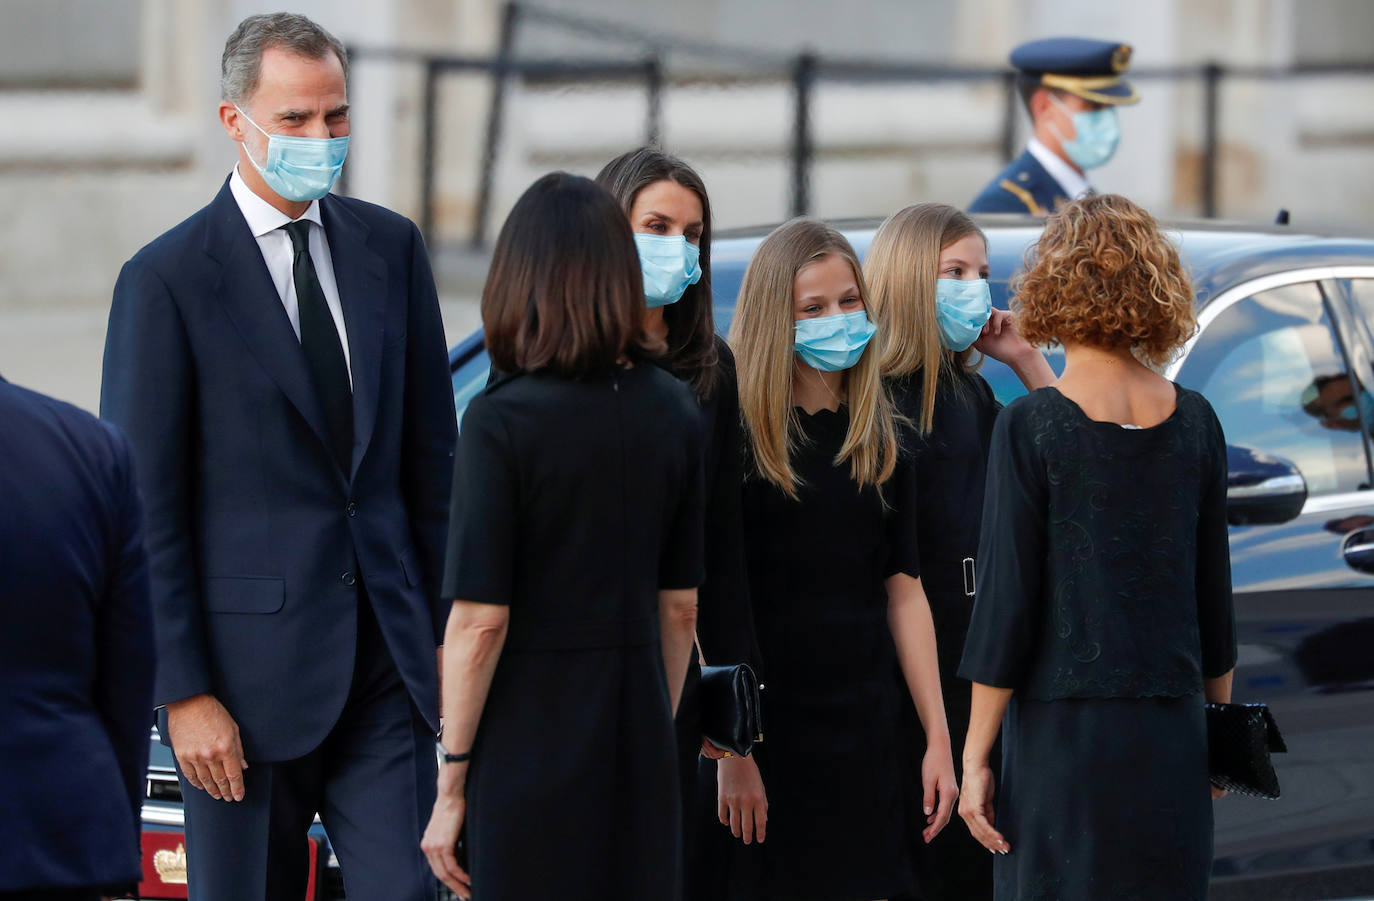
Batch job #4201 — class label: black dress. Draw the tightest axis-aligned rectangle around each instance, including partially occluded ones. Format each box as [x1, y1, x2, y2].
[442, 365, 706, 901]
[667, 340, 762, 901]
[959, 385, 1238, 901]
[716, 405, 918, 901]
[888, 369, 1001, 901]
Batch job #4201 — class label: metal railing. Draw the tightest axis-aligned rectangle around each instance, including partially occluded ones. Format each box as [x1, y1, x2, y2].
[349, 2, 1374, 250]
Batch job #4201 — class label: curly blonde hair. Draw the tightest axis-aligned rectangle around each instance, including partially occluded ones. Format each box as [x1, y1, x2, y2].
[1012, 194, 1196, 368]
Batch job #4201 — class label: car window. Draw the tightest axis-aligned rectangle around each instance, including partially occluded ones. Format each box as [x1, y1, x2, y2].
[1176, 282, 1369, 495]
[1340, 279, 1374, 433]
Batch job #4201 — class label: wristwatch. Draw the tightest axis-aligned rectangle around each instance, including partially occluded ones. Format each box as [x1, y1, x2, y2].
[436, 740, 471, 764]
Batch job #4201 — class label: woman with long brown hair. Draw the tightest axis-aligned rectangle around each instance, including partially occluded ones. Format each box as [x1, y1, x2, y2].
[722, 217, 956, 901]
[421, 172, 705, 900]
[595, 148, 765, 898]
[863, 203, 1052, 901]
[958, 194, 1236, 899]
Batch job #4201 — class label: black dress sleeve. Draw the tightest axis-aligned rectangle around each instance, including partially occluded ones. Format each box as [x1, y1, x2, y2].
[659, 397, 707, 591]
[695, 346, 765, 671]
[974, 371, 1004, 415]
[885, 424, 922, 579]
[958, 402, 1048, 688]
[1195, 400, 1237, 679]
[440, 392, 519, 606]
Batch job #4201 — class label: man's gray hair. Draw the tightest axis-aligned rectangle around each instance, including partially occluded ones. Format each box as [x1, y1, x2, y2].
[221, 13, 348, 104]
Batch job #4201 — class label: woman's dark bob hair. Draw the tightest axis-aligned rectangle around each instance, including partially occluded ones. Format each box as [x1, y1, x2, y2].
[595, 146, 719, 399]
[481, 172, 655, 376]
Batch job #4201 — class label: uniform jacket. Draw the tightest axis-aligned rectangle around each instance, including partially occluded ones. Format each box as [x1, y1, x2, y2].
[101, 178, 457, 762]
[968, 149, 1072, 216]
[0, 377, 154, 891]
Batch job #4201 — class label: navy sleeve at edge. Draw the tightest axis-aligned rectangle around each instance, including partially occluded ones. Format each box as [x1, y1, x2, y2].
[94, 424, 156, 829]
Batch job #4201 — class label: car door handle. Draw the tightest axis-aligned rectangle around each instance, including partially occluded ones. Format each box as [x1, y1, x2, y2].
[1341, 529, 1374, 573]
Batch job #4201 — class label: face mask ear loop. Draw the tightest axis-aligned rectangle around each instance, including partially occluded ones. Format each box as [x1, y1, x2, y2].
[1045, 91, 1076, 147]
[233, 104, 271, 173]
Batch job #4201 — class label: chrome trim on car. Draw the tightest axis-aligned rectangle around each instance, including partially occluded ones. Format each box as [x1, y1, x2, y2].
[1228, 475, 1307, 499]
[142, 804, 186, 827]
[1166, 265, 1374, 380]
[1300, 491, 1374, 516]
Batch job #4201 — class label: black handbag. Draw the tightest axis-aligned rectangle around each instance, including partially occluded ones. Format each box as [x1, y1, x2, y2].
[1205, 702, 1287, 800]
[699, 663, 764, 758]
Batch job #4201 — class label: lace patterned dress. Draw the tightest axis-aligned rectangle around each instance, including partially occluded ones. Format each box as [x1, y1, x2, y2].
[959, 385, 1237, 901]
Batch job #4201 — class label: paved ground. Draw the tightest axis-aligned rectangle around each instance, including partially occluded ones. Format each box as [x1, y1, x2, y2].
[0, 297, 482, 415]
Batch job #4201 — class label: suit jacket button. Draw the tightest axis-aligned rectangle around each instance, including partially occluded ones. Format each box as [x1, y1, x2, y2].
[346, 501, 357, 517]
[342, 571, 356, 586]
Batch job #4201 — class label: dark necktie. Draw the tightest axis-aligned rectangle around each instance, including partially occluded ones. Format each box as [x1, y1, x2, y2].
[283, 219, 353, 472]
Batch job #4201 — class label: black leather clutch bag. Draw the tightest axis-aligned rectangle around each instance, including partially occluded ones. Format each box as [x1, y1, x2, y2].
[699, 663, 764, 758]
[1206, 702, 1287, 800]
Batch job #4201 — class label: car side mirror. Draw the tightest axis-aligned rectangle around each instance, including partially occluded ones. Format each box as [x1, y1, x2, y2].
[1227, 445, 1307, 526]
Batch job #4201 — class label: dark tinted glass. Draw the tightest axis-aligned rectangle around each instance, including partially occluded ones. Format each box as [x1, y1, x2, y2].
[1177, 283, 1369, 495]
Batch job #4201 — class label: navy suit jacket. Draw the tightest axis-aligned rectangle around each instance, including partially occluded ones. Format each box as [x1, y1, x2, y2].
[967, 149, 1072, 215]
[0, 377, 154, 891]
[101, 179, 457, 762]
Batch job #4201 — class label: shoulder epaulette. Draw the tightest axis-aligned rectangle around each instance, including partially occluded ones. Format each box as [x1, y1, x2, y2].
[998, 178, 1047, 216]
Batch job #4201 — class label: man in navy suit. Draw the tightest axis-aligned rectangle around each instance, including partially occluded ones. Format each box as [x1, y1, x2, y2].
[101, 12, 456, 900]
[969, 37, 1139, 215]
[0, 377, 154, 901]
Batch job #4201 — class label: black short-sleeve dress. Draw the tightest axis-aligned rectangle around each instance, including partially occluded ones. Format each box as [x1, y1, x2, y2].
[714, 405, 919, 901]
[667, 340, 763, 899]
[442, 364, 706, 901]
[888, 369, 1002, 901]
[959, 385, 1237, 901]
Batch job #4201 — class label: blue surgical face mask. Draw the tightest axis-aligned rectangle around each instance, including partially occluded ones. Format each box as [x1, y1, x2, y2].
[793, 310, 876, 372]
[935, 278, 992, 351]
[634, 233, 702, 308]
[1052, 95, 1120, 170]
[236, 105, 350, 202]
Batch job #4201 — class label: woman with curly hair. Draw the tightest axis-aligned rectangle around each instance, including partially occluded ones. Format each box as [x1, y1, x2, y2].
[956, 194, 1237, 900]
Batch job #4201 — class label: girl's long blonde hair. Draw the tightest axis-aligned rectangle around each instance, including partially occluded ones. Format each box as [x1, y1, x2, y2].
[729, 218, 899, 498]
[865, 203, 984, 434]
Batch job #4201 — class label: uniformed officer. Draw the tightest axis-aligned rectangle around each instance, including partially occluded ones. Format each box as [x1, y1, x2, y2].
[969, 37, 1139, 215]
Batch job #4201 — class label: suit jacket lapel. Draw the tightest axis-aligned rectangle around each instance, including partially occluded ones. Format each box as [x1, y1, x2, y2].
[321, 195, 386, 480]
[201, 180, 336, 460]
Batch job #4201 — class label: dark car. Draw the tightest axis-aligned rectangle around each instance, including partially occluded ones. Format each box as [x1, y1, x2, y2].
[459, 215, 1374, 900]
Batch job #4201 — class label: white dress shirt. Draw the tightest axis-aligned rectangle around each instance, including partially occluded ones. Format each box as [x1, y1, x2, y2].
[1027, 137, 1092, 202]
[229, 165, 352, 386]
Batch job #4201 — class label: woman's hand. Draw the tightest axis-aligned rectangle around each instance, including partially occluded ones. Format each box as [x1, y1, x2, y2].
[1211, 784, 1228, 800]
[973, 308, 1029, 364]
[921, 739, 959, 843]
[717, 754, 769, 844]
[974, 309, 1055, 390]
[422, 770, 472, 898]
[959, 759, 1010, 854]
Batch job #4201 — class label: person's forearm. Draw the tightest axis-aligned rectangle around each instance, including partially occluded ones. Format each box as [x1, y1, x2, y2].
[659, 589, 699, 716]
[1011, 349, 1056, 391]
[964, 683, 1013, 765]
[1204, 669, 1234, 705]
[437, 601, 508, 795]
[886, 575, 950, 744]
